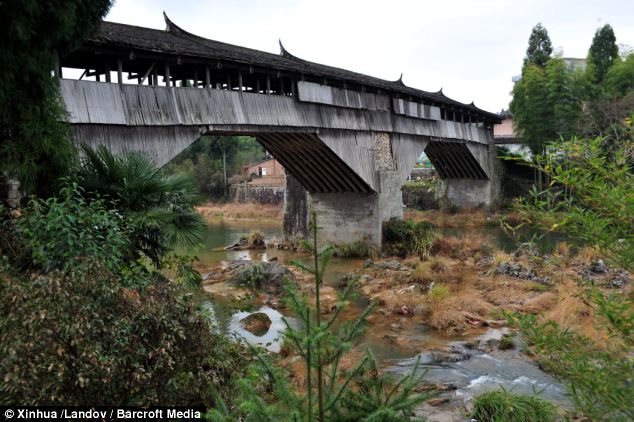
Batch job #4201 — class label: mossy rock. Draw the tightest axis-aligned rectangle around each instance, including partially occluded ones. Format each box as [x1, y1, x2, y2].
[230, 261, 296, 294]
[239, 312, 272, 336]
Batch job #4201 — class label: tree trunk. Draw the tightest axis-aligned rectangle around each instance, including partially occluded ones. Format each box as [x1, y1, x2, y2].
[222, 147, 227, 198]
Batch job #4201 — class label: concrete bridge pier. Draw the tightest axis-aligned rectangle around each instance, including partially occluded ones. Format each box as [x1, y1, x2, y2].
[310, 170, 403, 246]
[437, 144, 501, 209]
[281, 131, 428, 246]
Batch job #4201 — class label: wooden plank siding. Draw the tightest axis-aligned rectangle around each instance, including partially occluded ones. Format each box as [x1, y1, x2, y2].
[60, 80, 492, 144]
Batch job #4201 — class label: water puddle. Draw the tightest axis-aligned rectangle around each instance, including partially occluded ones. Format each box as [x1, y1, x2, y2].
[203, 301, 295, 353]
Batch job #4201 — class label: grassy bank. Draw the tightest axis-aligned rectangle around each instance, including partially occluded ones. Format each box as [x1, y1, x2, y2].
[197, 201, 283, 222]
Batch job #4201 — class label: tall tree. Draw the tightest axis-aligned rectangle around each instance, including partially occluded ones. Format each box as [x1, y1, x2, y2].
[210, 136, 239, 198]
[0, 0, 112, 197]
[587, 24, 619, 84]
[510, 64, 552, 155]
[524, 23, 553, 68]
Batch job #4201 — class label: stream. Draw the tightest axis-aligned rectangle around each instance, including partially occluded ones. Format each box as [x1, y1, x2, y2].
[195, 219, 572, 412]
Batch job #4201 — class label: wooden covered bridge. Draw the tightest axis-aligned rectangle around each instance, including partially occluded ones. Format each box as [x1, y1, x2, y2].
[58, 13, 501, 245]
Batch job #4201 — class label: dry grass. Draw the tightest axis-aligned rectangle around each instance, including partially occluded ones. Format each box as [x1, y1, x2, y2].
[404, 208, 500, 228]
[572, 246, 603, 266]
[432, 233, 489, 261]
[522, 292, 559, 314]
[411, 256, 450, 284]
[197, 201, 282, 222]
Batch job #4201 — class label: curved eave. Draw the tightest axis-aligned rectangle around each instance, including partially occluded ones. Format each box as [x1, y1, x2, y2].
[86, 15, 500, 121]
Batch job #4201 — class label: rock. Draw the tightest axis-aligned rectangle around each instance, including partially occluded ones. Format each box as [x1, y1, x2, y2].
[230, 261, 296, 294]
[495, 261, 550, 285]
[609, 270, 629, 288]
[428, 397, 450, 407]
[318, 286, 339, 314]
[239, 312, 272, 336]
[378, 260, 405, 271]
[590, 259, 609, 274]
[363, 258, 374, 268]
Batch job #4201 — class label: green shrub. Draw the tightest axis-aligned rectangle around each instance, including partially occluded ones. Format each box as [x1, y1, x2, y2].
[510, 291, 634, 421]
[16, 184, 131, 273]
[0, 260, 249, 406]
[498, 335, 515, 350]
[247, 230, 265, 248]
[383, 218, 434, 259]
[427, 284, 449, 301]
[75, 145, 206, 265]
[471, 388, 558, 422]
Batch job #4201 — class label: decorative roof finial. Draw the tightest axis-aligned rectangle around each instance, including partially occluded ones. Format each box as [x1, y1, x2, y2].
[278, 39, 303, 61]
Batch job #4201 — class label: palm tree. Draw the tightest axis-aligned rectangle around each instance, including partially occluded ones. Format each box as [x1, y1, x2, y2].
[75, 144, 206, 265]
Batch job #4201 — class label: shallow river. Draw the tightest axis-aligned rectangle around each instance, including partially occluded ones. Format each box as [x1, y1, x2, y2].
[196, 219, 571, 408]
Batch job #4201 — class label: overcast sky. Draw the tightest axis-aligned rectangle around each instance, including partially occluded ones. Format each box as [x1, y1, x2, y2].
[105, 0, 634, 113]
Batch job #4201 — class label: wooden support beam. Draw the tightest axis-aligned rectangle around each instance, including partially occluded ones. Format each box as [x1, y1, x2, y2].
[193, 68, 198, 87]
[165, 62, 171, 87]
[256, 79, 260, 93]
[205, 65, 210, 88]
[227, 74, 232, 90]
[238, 72, 243, 91]
[291, 79, 296, 96]
[139, 61, 156, 85]
[266, 76, 271, 95]
[117, 59, 123, 84]
[279, 77, 284, 95]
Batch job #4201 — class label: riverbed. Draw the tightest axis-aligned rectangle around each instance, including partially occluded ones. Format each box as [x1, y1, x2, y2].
[195, 219, 572, 417]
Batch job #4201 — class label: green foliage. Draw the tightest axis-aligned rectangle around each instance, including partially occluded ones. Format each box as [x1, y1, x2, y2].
[587, 24, 620, 83]
[427, 284, 449, 302]
[333, 241, 379, 259]
[471, 388, 558, 422]
[508, 291, 634, 421]
[0, 0, 112, 197]
[163, 135, 267, 198]
[159, 252, 203, 287]
[383, 218, 434, 259]
[74, 145, 207, 265]
[512, 137, 633, 270]
[0, 259, 249, 406]
[511, 59, 583, 155]
[498, 334, 515, 350]
[339, 353, 432, 422]
[16, 184, 130, 273]
[248, 230, 266, 248]
[524, 23, 553, 68]
[604, 54, 634, 97]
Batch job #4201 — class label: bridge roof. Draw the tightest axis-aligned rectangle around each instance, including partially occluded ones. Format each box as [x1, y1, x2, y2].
[75, 14, 498, 121]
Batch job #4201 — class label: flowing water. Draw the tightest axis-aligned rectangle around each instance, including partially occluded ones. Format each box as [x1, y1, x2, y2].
[197, 219, 571, 408]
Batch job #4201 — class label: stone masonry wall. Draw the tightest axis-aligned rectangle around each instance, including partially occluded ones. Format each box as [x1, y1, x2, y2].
[373, 132, 395, 171]
[230, 183, 284, 205]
